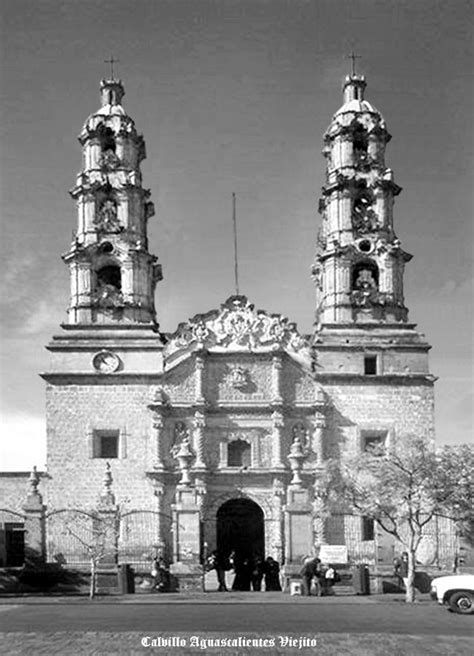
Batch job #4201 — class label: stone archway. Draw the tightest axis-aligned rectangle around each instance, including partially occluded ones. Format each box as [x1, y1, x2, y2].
[216, 498, 264, 560]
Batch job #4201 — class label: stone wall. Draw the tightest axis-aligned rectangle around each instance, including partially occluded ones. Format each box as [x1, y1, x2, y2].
[323, 379, 435, 458]
[0, 473, 31, 514]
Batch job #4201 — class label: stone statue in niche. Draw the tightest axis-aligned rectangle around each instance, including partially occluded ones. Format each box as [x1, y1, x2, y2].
[354, 268, 377, 291]
[99, 149, 121, 171]
[352, 196, 379, 234]
[292, 423, 309, 453]
[92, 284, 123, 307]
[95, 199, 121, 232]
[171, 421, 189, 460]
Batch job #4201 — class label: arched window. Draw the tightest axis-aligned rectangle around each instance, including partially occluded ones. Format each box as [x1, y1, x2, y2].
[352, 260, 379, 291]
[96, 265, 121, 291]
[98, 125, 116, 153]
[353, 123, 368, 161]
[227, 439, 251, 467]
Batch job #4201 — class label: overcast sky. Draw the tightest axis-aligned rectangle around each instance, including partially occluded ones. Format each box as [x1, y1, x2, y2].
[0, 0, 472, 470]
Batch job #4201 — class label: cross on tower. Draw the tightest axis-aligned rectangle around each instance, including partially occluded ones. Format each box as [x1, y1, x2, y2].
[104, 56, 120, 79]
[347, 50, 361, 76]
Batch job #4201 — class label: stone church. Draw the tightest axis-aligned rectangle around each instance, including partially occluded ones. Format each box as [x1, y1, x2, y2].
[2, 73, 448, 586]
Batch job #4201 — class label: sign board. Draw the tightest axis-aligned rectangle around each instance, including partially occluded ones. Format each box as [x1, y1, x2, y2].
[318, 545, 348, 564]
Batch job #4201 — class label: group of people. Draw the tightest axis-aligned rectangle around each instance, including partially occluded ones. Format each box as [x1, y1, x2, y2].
[299, 556, 339, 596]
[207, 551, 282, 592]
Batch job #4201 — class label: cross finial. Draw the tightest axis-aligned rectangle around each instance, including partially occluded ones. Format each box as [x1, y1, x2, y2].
[104, 56, 120, 79]
[347, 50, 361, 76]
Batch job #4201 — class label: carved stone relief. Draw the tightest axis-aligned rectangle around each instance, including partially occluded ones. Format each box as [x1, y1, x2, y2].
[165, 296, 312, 368]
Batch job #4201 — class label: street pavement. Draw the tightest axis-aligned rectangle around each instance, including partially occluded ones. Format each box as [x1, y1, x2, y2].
[0, 593, 473, 655]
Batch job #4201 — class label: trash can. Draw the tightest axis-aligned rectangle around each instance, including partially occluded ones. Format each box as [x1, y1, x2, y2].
[352, 564, 370, 595]
[118, 564, 135, 594]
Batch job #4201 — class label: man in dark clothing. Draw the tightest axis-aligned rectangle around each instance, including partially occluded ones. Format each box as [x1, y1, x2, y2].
[393, 552, 409, 591]
[232, 553, 252, 591]
[207, 550, 229, 592]
[264, 557, 282, 591]
[300, 557, 321, 596]
[251, 555, 265, 591]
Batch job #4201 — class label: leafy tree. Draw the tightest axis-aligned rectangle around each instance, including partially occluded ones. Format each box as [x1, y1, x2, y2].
[432, 444, 474, 559]
[331, 435, 473, 603]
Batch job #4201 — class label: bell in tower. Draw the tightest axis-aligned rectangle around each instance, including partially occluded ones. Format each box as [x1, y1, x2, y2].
[64, 78, 162, 325]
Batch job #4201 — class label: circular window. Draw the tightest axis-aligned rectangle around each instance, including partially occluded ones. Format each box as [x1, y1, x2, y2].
[99, 241, 114, 254]
[358, 239, 372, 253]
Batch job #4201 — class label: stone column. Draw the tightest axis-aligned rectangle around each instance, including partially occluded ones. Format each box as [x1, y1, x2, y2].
[271, 409, 285, 469]
[97, 463, 118, 567]
[148, 388, 167, 471]
[77, 263, 91, 299]
[271, 477, 285, 564]
[271, 355, 283, 404]
[192, 410, 206, 470]
[195, 353, 206, 405]
[311, 412, 326, 464]
[121, 260, 134, 302]
[284, 438, 312, 567]
[283, 450, 313, 588]
[170, 485, 203, 591]
[151, 412, 165, 471]
[22, 467, 46, 565]
[312, 480, 327, 548]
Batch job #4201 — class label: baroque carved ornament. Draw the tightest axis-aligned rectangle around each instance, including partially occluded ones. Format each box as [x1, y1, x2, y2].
[166, 295, 311, 361]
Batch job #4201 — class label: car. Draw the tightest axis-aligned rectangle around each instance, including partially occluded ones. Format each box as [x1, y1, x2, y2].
[430, 574, 474, 615]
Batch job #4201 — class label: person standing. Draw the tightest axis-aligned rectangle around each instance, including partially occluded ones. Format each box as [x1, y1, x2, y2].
[251, 555, 265, 591]
[322, 564, 336, 595]
[394, 552, 409, 591]
[232, 552, 252, 591]
[300, 556, 321, 596]
[207, 550, 229, 592]
[264, 556, 282, 591]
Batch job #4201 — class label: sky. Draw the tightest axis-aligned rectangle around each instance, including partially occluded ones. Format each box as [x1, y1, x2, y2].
[0, 0, 472, 470]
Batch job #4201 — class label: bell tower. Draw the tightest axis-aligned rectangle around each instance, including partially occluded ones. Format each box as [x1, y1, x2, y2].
[44, 77, 165, 381]
[64, 78, 162, 325]
[312, 73, 433, 378]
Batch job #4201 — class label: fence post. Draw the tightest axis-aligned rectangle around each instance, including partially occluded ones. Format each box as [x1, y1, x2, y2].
[22, 467, 46, 565]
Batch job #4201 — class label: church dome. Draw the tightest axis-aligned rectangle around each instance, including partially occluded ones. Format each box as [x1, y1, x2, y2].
[80, 79, 135, 140]
[326, 75, 387, 137]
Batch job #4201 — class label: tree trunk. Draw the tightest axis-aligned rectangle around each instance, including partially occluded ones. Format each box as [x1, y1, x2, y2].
[90, 557, 97, 599]
[405, 549, 416, 603]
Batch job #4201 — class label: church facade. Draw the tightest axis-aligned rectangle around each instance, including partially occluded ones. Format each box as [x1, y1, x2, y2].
[2, 74, 448, 585]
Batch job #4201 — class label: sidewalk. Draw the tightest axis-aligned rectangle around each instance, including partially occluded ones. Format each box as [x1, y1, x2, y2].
[0, 591, 431, 605]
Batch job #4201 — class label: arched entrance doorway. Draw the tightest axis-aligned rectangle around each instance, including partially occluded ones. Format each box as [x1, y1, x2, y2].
[216, 498, 264, 560]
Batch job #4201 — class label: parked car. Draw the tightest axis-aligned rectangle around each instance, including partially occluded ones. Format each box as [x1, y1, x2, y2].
[430, 574, 474, 615]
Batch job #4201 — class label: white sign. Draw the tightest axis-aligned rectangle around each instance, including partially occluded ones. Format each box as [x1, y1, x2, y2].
[318, 545, 348, 564]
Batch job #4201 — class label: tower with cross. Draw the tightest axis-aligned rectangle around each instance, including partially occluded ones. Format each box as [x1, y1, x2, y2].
[312, 72, 433, 379]
[62, 77, 162, 327]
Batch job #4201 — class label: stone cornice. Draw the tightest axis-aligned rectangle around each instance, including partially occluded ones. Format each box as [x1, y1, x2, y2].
[314, 373, 437, 384]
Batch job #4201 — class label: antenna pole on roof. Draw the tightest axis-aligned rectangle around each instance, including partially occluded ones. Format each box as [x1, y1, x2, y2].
[232, 192, 240, 295]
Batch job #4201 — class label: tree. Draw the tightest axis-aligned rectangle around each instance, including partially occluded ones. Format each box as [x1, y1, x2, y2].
[432, 444, 474, 562]
[331, 435, 473, 603]
[59, 509, 119, 599]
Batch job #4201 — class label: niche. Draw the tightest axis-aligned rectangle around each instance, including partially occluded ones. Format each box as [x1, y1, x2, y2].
[227, 439, 251, 468]
[97, 124, 116, 153]
[96, 265, 121, 291]
[352, 123, 368, 162]
[352, 260, 379, 291]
